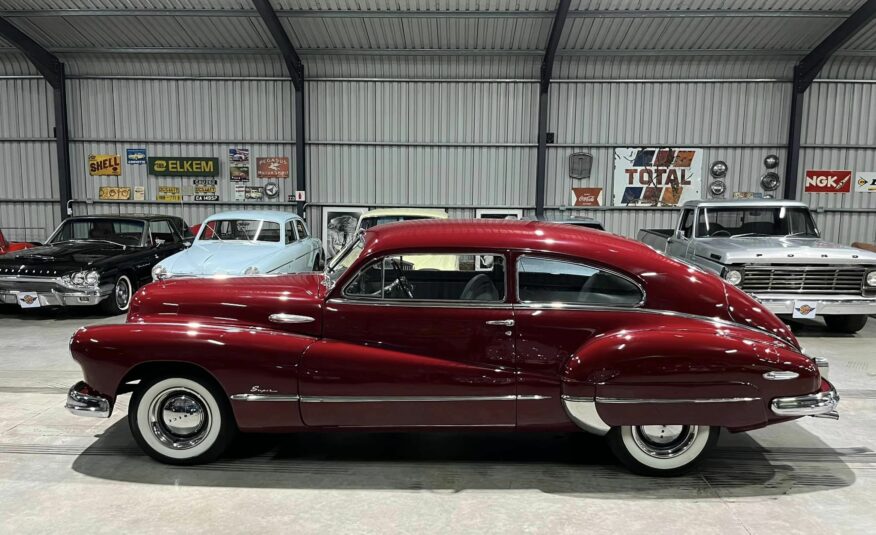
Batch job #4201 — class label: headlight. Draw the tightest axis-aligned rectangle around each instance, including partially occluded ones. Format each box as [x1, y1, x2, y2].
[71, 271, 86, 285]
[85, 271, 100, 286]
[723, 268, 743, 286]
[151, 264, 167, 281]
[243, 266, 260, 275]
[867, 271, 876, 287]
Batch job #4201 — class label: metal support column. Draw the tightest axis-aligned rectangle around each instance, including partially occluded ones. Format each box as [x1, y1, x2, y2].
[535, 0, 570, 219]
[0, 16, 72, 221]
[783, 0, 876, 199]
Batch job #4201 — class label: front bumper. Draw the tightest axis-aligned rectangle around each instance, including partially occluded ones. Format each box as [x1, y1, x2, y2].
[65, 381, 112, 418]
[771, 379, 839, 419]
[753, 294, 876, 315]
[0, 288, 108, 307]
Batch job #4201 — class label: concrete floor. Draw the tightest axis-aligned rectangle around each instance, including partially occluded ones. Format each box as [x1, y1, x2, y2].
[0, 306, 874, 534]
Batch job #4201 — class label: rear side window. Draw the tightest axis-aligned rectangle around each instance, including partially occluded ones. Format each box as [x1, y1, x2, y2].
[679, 209, 694, 238]
[295, 219, 309, 238]
[257, 222, 281, 242]
[517, 256, 643, 307]
[150, 220, 180, 244]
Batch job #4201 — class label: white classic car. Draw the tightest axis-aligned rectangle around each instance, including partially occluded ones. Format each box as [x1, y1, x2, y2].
[152, 210, 322, 280]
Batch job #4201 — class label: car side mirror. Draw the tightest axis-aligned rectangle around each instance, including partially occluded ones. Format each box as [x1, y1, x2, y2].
[674, 229, 687, 240]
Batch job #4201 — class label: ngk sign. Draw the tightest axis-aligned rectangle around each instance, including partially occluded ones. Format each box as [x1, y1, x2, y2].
[805, 170, 852, 193]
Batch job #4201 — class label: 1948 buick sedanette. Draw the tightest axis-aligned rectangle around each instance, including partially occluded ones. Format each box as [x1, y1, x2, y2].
[66, 219, 838, 476]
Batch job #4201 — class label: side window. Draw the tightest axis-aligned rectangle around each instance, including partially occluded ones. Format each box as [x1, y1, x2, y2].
[517, 256, 643, 307]
[285, 221, 296, 244]
[150, 220, 180, 244]
[175, 219, 194, 239]
[295, 220, 308, 239]
[679, 209, 694, 239]
[257, 222, 281, 243]
[344, 253, 506, 302]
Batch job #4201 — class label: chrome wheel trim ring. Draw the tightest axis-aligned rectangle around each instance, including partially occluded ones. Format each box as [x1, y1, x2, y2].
[147, 387, 212, 450]
[631, 425, 698, 459]
[115, 276, 132, 310]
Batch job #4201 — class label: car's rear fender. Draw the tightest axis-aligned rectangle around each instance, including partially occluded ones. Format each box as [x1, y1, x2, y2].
[70, 322, 315, 431]
[561, 324, 819, 429]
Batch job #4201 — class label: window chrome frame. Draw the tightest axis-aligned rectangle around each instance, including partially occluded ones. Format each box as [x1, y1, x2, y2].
[515, 254, 646, 309]
[340, 251, 510, 306]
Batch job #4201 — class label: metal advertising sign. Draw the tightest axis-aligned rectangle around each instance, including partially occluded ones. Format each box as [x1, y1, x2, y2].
[133, 186, 145, 200]
[256, 157, 289, 179]
[126, 148, 147, 165]
[804, 170, 851, 193]
[148, 157, 219, 177]
[98, 186, 131, 200]
[245, 186, 264, 200]
[264, 182, 279, 199]
[192, 178, 219, 201]
[570, 187, 603, 207]
[156, 185, 182, 202]
[89, 154, 122, 176]
[854, 171, 876, 193]
[230, 148, 250, 183]
[612, 148, 702, 207]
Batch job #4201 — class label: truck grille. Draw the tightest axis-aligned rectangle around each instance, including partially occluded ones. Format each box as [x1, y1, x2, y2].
[741, 265, 866, 295]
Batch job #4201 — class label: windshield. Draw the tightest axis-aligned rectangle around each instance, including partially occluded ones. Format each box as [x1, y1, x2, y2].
[358, 215, 433, 231]
[697, 207, 819, 238]
[198, 219, 281, 243]
[49, 219, 144, 246]
[326, 236, 365, 283]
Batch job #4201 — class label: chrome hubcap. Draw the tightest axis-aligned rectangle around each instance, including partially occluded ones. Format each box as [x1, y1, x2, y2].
[148, 388, 210, 450]
[632, 425, 698, 459]
[115, 278, 130, 309]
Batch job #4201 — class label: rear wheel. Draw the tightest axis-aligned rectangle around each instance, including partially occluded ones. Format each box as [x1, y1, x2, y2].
[129, 376, 236, 465]
[824, 314, 867, 334]
[607, 425, 719, 476]
[99, 274, 132, 315]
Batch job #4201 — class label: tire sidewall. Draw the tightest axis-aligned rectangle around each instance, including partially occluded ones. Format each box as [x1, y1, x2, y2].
[609, 425, 719, 476]
[101, 274, 133, 315]
[130, 377, 229, 464]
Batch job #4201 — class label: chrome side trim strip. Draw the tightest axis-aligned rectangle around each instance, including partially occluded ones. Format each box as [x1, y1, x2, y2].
[230, 394, 300, 402]
[763, 371, 800, 380]
[561, 395, 610, 436]
[268, 313, 315, 324]
[300, 395, 518, 403]
[327, 298, 514, 310]
[595, 396, 760, 404]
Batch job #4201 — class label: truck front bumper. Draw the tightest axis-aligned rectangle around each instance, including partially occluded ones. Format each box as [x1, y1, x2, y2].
[753, 294, 876, 315]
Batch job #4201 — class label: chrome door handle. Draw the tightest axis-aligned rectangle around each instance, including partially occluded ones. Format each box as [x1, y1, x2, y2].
[269, 313, 315, 324]
[485, 319, 514, 327]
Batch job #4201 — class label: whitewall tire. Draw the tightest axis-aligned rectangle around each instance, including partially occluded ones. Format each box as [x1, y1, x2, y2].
[129, 376, 235, 465]
[607, 425, 719, 476]
[100, 274, 133, 315]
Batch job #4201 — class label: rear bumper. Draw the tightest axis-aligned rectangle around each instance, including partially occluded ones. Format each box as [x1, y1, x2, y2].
[770, 379, 839, 419]
[753, 294, 876, 315]
[65, 381, 112, 418]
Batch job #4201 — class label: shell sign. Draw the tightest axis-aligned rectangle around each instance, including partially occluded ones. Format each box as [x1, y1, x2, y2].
[89, 154, 122, 176]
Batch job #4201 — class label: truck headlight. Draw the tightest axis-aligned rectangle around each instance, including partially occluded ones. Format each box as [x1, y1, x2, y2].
[867, 271, 876, 287]
[85, 271, 100, 286]
[152, 264, 167, 281]
[244, 266, 260, 275]
[723, 268, 743, 286]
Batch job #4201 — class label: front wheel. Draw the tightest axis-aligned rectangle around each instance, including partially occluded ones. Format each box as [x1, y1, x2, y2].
[607, 425, 719, 476]
[99, 274, 133, 315]
[129, 376, 236, 465]
[824, 314, 868, 334]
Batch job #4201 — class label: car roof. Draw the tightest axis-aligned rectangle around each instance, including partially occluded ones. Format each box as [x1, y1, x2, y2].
[202, 210, 300, 225]
[68, 214, 177, 222]
[682, 199, 808, 209]
[364, 219, 629, 259]
[360, 208, 448, 219]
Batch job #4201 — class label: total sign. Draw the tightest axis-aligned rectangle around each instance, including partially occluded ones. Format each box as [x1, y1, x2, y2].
[805, 170, 851, 193]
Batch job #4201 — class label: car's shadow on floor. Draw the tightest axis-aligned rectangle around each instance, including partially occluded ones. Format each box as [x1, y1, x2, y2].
[787, 317, 875, 338]
[71, 420, 859, 498]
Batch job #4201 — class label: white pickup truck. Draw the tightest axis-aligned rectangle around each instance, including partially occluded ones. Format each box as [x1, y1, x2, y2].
[639, 199, 876, 333]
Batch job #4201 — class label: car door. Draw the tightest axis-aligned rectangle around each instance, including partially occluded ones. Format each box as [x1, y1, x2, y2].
[511, 254, 646, 427]
[299, 251, 517, 428]
[144, 220, 185, 283]
[666, 208, 694, 260]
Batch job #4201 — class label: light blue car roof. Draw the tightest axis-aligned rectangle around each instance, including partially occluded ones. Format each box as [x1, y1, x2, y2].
[201, 210, 301, 225]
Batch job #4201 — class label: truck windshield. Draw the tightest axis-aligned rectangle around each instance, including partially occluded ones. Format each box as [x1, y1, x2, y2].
[698, 207, 819, 238]
[358, 216, 432, 231]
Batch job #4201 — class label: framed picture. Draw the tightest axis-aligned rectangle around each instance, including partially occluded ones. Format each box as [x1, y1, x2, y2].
[475, 209, 523, 270]
[322, 207, 367, 263]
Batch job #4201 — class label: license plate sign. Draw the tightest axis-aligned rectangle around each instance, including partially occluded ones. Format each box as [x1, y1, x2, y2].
[17, 292, 41, 308]
[792, 300, 817, 319]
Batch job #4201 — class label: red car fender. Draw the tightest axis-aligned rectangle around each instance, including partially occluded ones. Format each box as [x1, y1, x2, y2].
[561, 324, 819, 429]
[70, 322, 316, 430]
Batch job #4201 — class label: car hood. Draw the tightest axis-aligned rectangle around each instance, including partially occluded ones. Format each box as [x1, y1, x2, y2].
[163, 241, 278, 276]
[696, 237, 876, 265]
[0, 241, 129, 274]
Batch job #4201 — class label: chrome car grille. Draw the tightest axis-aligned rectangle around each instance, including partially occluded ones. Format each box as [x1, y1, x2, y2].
[741, 265, 867, 295]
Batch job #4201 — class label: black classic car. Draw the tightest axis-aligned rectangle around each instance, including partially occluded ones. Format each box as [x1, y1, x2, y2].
[0, 214, 193, 314]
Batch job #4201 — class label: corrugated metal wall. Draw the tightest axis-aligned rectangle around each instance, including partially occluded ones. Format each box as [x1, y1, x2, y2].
[0, 54, 874, 245]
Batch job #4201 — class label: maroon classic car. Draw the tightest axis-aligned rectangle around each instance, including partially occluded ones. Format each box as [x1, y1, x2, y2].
[66, 219, 838, 476]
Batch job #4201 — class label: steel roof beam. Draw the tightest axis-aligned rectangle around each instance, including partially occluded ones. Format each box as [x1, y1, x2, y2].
[783, 0, 876, 200]
[0, 16, 72, 221]
[251, 0, 306, 217]
[535, 0, 571, 220]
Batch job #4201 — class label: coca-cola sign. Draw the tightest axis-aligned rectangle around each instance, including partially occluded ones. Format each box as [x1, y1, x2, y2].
[804, 170, 851, 193]
[571, 187, 603, 207]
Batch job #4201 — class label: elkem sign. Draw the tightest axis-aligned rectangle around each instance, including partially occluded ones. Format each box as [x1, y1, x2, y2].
[804, 170, 851, 193]
[148, 157, 220, 177]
